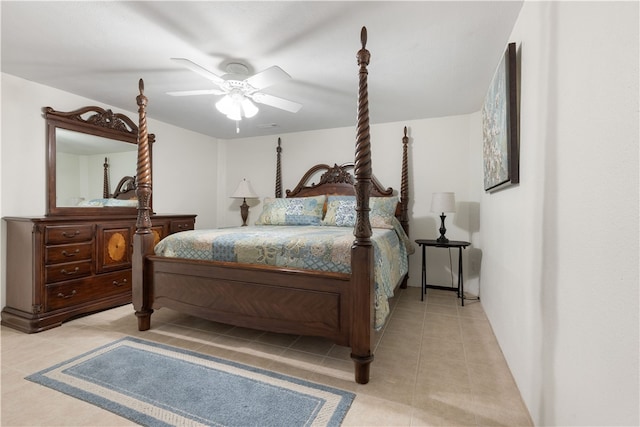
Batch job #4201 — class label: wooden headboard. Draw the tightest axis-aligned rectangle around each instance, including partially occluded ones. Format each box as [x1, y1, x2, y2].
[276, 126, 410, 235]
[112, 176, 136, 199]
[286, 163, 392, 198]
[103, 157, 136, 199]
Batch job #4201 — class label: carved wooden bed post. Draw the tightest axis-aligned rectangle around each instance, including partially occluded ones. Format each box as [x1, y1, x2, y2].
[132, 78, 154, 331]
[350, 26, 374, 384]
[103, 158, 109, 198]
[399, 126, 411, 289]
[275, 137, 282, 198]
[401, 126, 410, 236]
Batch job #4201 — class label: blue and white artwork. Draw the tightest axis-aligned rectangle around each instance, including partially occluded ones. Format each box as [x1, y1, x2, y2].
[482, 51, 509, 191]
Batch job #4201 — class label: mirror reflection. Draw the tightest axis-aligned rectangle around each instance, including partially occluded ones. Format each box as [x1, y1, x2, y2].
[56, 128, 137, 207]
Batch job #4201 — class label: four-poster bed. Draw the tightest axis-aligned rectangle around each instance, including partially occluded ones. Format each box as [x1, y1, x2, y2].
[131, 27, 410, 384]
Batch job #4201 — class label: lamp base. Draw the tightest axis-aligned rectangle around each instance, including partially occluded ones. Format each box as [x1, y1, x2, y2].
[437, 213, 449, 243]
[240, 199, 249, 226]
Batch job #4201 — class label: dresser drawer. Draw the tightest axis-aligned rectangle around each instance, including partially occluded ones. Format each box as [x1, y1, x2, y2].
[45, 270, 132, 311]
[45, 260, 93, 283]
[45, 225, 93, 244]
[170, 219, 195, 234]
[45, 242, 93, 264]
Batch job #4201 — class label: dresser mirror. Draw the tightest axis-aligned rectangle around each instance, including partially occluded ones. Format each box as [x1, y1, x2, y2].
[45, 105, 154, 216]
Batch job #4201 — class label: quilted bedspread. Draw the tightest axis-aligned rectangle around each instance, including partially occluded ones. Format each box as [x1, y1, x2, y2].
[154, 224, 411, 329]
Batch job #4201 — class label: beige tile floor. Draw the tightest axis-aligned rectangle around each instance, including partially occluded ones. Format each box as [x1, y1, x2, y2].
[1, 287, 532, 426]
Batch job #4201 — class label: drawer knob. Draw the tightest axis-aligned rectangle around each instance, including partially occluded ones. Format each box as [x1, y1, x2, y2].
[62, 230, 81, 238]
[61, 249, 80, 257]
[60, 267, 80, 275]
[112, 278, 128, 287]
[57, 290, 77, 299]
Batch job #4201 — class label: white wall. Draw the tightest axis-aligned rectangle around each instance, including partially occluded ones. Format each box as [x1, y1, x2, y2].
[218, 116, 478, 292]
[476, 2, 639, 426]
[0, 73, 219, 305]
[149, 120, 219, 228]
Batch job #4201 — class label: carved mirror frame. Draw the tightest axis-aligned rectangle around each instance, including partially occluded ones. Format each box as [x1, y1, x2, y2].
[45, 105, 154, 216]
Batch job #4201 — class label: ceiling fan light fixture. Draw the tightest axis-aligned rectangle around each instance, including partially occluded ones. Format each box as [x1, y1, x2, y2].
[215, 95, 234, 115]
[241, 98, 259, 118]
[216, 93, 258, 121]
[225, 104, 242, 121]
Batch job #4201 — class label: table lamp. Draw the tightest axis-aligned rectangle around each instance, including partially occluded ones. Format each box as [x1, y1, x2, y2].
[232, 179, 258, 226]
[431, 192, 456, 243]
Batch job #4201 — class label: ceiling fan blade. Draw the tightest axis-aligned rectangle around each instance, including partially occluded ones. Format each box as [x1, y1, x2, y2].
[251, 92, 302, 113]
[166, 89, 226, 96]
[171, 58, 225, 86]
[245, 66, 291, 90]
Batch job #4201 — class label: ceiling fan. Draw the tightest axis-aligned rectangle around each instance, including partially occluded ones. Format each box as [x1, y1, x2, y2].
[167, 58, 302, 132]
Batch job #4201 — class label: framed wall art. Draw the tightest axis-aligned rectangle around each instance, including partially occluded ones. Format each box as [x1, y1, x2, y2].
[482, 42, 519, 192]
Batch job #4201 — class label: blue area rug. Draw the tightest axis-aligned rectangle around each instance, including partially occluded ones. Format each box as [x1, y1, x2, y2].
[26, 336, 355, 426]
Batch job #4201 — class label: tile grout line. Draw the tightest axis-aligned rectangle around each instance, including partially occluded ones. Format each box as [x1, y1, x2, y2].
[408, 288, 429, 425]
[459, 300, 481, 427]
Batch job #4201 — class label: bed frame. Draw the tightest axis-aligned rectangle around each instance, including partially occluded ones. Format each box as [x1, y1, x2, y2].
[132, 27, 410, 384]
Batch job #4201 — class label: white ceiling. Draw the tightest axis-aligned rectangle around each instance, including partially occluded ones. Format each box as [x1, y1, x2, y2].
[1, 1, 523, 140]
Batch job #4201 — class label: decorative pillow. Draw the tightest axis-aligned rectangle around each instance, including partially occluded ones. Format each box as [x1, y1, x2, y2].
[322, 196, 356, 227]
[370, 196, 399, 229]
[322, 195, 399, 229]
[255, 195, 326, 226]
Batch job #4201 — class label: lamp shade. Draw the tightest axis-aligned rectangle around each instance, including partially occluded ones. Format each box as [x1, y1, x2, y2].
[232, 179, 258, 199]
[431, 192, 456, 213]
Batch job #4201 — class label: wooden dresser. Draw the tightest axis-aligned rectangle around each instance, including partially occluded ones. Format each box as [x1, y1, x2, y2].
[2, 214, 196, 333]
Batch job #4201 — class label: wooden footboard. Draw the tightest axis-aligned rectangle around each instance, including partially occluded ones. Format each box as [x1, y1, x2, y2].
[141, 256, 352, 344]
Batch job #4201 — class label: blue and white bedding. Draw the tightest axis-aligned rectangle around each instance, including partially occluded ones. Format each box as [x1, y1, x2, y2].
[155, 223, 412, 329]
